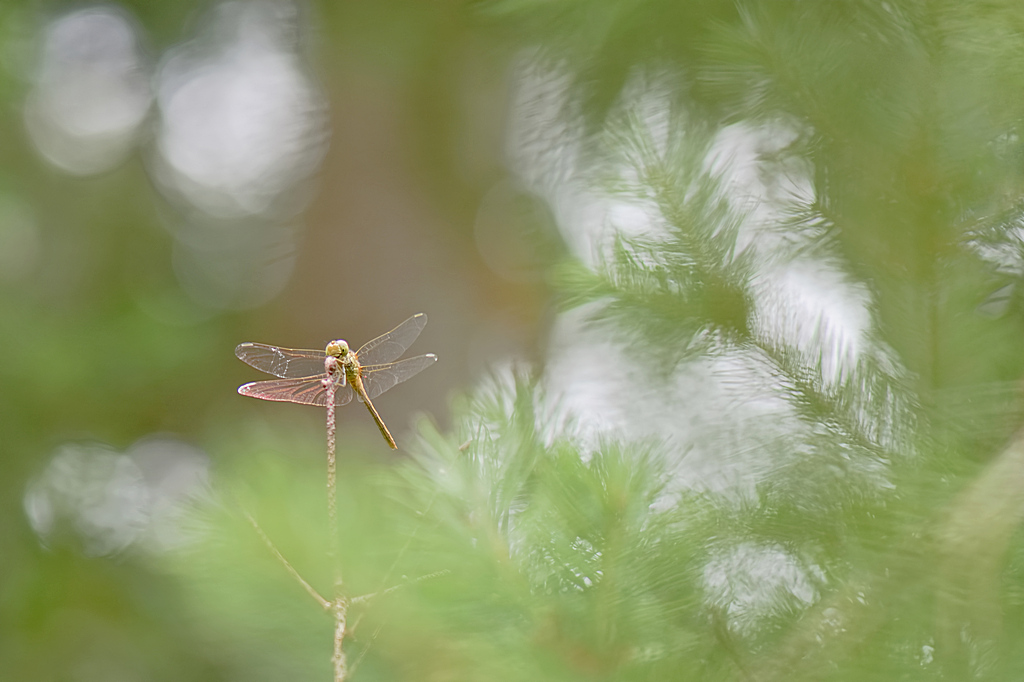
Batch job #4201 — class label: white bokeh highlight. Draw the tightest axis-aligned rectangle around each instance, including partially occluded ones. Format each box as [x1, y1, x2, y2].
[24, 6, 152, 175]
[503, 57, 902, 634]
[152, 0, 328, 220]
[505, 57, 886, 493]
[24, 437, 209, 556]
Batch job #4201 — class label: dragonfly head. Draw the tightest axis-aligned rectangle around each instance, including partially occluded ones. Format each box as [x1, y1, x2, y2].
[325, 339, 350, 358]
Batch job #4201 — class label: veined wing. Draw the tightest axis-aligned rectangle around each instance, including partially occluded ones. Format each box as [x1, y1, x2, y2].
[235, 343, 327, 379]
[361, 354, 438, 400]
[238, 376, 356, 406]
[356, 313, 428, 367]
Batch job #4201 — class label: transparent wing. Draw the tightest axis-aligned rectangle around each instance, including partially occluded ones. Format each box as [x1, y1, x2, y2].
[355, 313, 428, 367]
[235, 342, 327, 379]
[238, 376, 355, 406]
[361, 354, 438, 400]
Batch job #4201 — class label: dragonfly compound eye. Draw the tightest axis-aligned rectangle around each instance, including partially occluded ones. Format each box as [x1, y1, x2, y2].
[236, 313, 434, 449]
[325, 339, 350, 357]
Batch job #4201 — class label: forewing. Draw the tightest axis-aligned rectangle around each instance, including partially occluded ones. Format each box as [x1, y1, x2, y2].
[238, 376, 355, 406]
[356, 313, 428, 366]
[361, 354, 438, 400]
[235, 343, 326, 379]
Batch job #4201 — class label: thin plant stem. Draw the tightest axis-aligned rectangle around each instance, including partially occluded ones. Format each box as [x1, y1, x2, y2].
[323, 356, 349, 682]
[374, 493, 437, 594]
[324, 359, 342, 594]
[347, 623, 384, 676]
[347, 454, 457, 677]
[368, 439, 468, 597]
[241, 507, 330, 611]
[351, 569, 452, 606]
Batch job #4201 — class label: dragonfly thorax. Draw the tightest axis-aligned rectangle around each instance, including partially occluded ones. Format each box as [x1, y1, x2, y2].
[234, 312, 435, 450]
[325, 339, 350, 358]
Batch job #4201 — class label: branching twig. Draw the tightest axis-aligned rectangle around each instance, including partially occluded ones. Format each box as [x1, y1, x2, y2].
[241, 508, 330, 611]
[351, 569, 452, 606]
[347, 569, 452, 677]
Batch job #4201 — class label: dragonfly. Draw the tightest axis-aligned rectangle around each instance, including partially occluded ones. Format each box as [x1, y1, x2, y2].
[235, 313, 437, 449]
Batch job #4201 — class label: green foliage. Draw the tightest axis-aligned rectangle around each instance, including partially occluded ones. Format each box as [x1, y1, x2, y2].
[11, 0, 1024, 680]
[414, 2, 1024, 679]
[181, 378, 725, 681]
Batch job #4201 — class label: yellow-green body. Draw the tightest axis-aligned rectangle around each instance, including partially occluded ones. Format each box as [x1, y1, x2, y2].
[326, 338, 397, 449]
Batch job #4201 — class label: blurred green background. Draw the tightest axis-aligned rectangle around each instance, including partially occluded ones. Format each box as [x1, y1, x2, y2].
[6, 1, 1024, 680]
[0, 1, 535, 678]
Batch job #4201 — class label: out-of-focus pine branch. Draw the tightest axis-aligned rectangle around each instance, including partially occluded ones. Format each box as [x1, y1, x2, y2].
[174, 2, 1024, 679]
